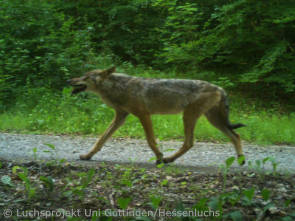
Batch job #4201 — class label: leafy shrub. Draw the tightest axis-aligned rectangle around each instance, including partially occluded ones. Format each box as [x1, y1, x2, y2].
[0, 0, 94, 107]
[1, 0, 294, 109]
[156, 0, 295, 96]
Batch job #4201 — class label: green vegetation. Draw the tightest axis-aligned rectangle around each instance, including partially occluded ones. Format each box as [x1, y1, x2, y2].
[0, 0, 294, 146]
[1, 0, 295, 105]
[0, 65, 295, 145]
[0, 0, 294, 145]
[1, 156, 295, 220]
[1, 1, 295, 220]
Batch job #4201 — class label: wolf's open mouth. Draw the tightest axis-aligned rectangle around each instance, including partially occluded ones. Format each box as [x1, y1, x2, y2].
[71, 85, 87, 94]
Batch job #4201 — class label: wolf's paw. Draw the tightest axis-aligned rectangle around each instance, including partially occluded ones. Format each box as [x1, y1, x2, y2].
[79, 154, 92, 160]
[163, 157, 174, 164]
[156, 158, 164, 165]
[237, 155, 246, 166]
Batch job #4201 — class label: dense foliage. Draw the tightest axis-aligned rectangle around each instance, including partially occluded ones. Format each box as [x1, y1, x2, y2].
[1, 157, 295, 220]
[1, 0, 295, 108]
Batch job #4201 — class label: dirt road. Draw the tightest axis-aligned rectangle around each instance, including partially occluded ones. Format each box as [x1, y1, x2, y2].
[0, 133, 294, 172]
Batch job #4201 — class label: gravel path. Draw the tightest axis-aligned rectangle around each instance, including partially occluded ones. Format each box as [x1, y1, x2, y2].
[0, 133, 294, 173]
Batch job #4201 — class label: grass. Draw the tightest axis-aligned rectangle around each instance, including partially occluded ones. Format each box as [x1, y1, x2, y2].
[0, 85, 294, 145]
[0, 60, 294, 145]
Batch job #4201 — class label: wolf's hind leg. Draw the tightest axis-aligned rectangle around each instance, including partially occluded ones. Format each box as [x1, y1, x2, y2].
[205, 108, 244, 162]
[163, 91, 222, 163]
[80, 110, 128, 160]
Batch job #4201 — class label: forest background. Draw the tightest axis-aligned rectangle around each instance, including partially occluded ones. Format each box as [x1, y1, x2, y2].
[1, 0, 294, 144]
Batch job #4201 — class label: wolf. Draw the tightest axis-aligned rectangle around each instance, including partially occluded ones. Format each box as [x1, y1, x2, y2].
[68, 67, 245, 164]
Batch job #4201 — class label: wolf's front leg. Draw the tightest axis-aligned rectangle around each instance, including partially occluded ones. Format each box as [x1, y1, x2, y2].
[138, 114, 164, 164]
[163, 108, 199, 163]
[80, 111, 128, 160]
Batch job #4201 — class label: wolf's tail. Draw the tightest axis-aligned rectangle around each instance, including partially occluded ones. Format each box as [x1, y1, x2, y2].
[220, 91, 246, 130]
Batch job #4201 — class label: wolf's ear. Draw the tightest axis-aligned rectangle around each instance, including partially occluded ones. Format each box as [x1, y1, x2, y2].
[101, 66, 116, 78]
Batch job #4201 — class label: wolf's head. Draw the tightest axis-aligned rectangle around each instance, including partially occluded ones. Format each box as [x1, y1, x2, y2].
[68, 66, 116, 95]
